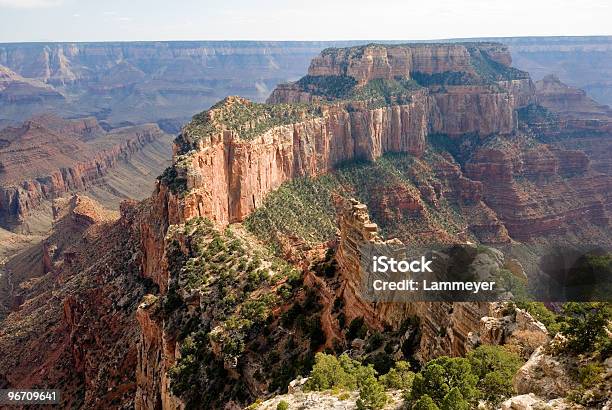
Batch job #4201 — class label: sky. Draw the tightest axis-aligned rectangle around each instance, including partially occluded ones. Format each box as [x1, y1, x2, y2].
[0, 0, 610, 43]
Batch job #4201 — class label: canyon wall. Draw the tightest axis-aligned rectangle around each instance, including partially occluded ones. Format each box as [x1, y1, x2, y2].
[307, 43, 512, 83]
[172, 88, 517, 227]
[0, 122, 166, 231]
[334, 198, 548, 361]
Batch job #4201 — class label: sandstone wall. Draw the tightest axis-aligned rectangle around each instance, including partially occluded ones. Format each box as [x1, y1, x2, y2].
[0, 125, 164, 231]
[334, 199, 549, 361]
[308, 44, 511, 84]
[171, 85, 522, 227]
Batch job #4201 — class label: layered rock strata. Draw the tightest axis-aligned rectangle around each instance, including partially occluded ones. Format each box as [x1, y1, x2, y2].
[334, 199, 548, 361]
[0, 116, 167, 231]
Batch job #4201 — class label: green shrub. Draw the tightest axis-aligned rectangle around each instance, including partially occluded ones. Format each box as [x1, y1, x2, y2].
[412, 395, 440, 410]
[379, 361, 414, 390]
[356, 373, 387, 410]
[440, 387, 469, 410]
[467, 345, 523, 404]
[276, 400, 289, 410]
[560, 302, 611, 354]
[409, 357, 478, 406]
[304, 353, 359, 391]
[577, 363, 604, 387]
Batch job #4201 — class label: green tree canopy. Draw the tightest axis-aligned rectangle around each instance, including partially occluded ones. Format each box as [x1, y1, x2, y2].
[409, 356, 479, 405]
[412, 394, 440, 410]
[441, 387, 470, 410]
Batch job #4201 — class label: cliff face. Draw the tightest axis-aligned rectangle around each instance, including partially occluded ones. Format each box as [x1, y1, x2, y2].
[0, 195, 150, 408]
[170, 96, 433, 226]
[306, 43, 512, 84]
[334, 199, 548, 361]
[169, 44, 535, 227]
[0, 116, 168, 232]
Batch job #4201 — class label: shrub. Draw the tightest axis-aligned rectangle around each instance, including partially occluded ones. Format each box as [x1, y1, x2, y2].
[412, 395, 440, 410]
[379, 361, 414, 390]
[276, 400, 289, 410]
[440, 387, 469, 410]
[467, 345, 523, 404]
[560, 302, 611, 354]
[356, 373, 387, 410]
[304, 353, 359, 391]
[409, 357, 478, 406]
[577, 363, 604, 387]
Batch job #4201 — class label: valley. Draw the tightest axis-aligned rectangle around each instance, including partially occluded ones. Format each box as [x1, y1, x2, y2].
[0, 38, 610, 410]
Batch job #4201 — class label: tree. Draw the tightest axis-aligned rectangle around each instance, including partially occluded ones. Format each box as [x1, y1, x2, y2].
[467, 345, 523, 404]
[356, 373, 388, 410]
[560, 302, 611, 354]
[379, 361, 414, 390]
[410, 357, 478, 405]
[441, 387, 469, 410]
[412, 395, 440, 410]
[304, 353, 353, 391]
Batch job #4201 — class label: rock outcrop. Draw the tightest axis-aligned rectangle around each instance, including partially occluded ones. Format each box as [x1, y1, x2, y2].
[334, 199, 548, 361]
[0, 64, 64, 104]
[0, 115, 168, 232]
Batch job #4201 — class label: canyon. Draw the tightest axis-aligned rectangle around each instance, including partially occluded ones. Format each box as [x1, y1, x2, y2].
[0, 40, 610, 409]
[1, 36, 611, 128]
[0, 114, 173, 233]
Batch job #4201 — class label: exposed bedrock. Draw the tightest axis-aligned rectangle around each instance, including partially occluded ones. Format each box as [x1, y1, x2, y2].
[0, 124, 165, 231]
[334, 199, 548, 361]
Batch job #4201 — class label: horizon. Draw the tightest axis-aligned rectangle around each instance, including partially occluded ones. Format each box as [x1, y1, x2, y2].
[0, 0, 610, 43]
[1, 34, 611, 45]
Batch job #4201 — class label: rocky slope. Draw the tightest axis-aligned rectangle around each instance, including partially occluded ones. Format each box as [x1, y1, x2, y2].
[0, 42, 610, 409]
[0, 115, 171, 233]
[0, 195, 152, 408]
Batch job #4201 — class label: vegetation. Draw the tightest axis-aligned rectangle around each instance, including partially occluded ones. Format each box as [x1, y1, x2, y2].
[559, 302, 611, 354]
[406, 346, 524, 408]
[303, 347, 523, 409]
[356, 372, 388, 410]
[467, 345, 523, 405]
[379, 361, 414, 390]
[296, 75, 357, 99]
[467, 46, 529, 82]
[409, 356, 479, 405]
[276, 400, 289, 410]
[412, 71, 478, 86]
[162, 217, 315, 407]
[412, 395, 439, 410]
[246, 151, 470, 248]
[515, 301, 562, 334]
[305, 353, 388, 410]
[158, 165, 188, 194]
[181, 97, 322, 147]
[349, 78, 421, 108]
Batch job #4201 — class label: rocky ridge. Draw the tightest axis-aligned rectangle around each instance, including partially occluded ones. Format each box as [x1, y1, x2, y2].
[0, 115, 169, 232]
[0, 42, 610, 409]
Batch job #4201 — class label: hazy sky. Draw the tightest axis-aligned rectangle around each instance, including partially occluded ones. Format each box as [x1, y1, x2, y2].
[0, 0, 610, 42]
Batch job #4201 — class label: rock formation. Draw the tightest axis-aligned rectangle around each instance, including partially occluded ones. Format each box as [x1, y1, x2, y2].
[0, 115, 169, 232]
[334, 198, 549, 361]
[0, 42, 609, 409]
